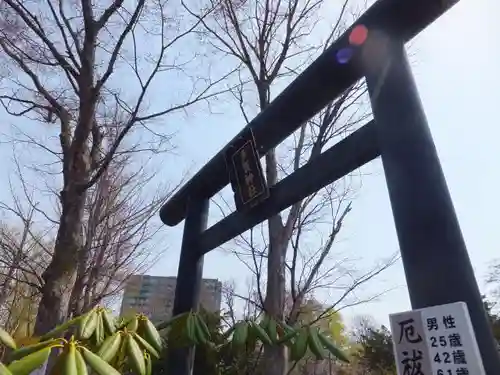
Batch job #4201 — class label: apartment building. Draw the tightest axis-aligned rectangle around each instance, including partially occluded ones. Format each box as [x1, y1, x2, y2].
[120, 275, 222, 323]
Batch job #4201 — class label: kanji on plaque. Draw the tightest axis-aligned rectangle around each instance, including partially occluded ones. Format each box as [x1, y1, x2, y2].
[390, 310, 433, 375]
[420, 302, 484, 375]
[398, 318, 424, 344]
[225, 128, 269, 211]
[401, 349, 425, 375]
[390, 302, 485, 375]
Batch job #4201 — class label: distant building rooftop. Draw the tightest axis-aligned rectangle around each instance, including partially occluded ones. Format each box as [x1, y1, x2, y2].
[120, 275, 222, 323]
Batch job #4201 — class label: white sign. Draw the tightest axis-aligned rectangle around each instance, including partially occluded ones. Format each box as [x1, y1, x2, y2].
[389, 302, 485, 375]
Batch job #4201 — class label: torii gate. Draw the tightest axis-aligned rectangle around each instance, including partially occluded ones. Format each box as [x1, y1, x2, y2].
[159, 0, 500, 373]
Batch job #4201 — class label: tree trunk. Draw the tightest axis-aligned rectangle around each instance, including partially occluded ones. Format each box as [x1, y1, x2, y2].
[67, 228, 94, 317]
[34, 188, 86, 336]
[263, 227, 288, 375]
[35, 28, 96, 334]
[262, 148, 289, 375]
[67, 264, 86, 318]
[68, 156, 106, 318]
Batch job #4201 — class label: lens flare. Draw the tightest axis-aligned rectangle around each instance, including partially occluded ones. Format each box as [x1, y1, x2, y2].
[349, 24, 368, 46]
[336, 48, 354, 64]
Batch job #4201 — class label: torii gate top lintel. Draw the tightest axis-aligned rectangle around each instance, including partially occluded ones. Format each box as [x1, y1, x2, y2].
[159, 0, 459, 227]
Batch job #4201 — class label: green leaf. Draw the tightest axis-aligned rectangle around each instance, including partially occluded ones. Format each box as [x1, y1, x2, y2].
[80, 347, 121, 375]
[9, 339, 59, 362]
[0, 327, 17, 350]
[7, 347, 51, 375]
[0, 362, 13, 375]
[40, 315, 82, 341]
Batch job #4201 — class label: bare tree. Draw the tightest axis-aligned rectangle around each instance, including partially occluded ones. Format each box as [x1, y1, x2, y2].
[0, 139, 177, 328]
[0, 0, 232, 334]
[0, 212, 39, 309]
[0, 184, 52, 311]
[0, 203, 50, 339]
[185, 0, 398, 374]
[67, 143, 176, 317]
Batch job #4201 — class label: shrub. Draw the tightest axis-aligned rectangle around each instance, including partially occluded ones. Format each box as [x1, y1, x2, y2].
[0, 307, 349, 374]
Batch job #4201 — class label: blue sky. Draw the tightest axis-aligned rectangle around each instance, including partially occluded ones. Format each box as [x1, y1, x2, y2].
[145, 0, 500, 327]
[0, 0, 498, 329]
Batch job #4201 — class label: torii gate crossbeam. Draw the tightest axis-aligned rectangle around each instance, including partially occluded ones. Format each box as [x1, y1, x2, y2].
[159, 0, 500, 374]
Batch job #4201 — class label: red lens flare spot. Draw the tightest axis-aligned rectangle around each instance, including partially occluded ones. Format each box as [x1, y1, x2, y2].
[349, 25, 368, 46]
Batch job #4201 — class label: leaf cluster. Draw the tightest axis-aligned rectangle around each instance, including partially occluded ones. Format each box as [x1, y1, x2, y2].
[0, 307, 350, 375]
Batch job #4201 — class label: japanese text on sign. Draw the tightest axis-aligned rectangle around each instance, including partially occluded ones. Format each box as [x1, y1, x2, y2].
[228, 137, 269, 209]
[390, 302, 485, 375]
[239, 147, 258, 200]
[391, 310, 432, 375]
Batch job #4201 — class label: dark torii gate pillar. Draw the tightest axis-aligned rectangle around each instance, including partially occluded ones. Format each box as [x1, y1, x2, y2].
[159, 0, 500, 374]
[364, 35, 500, 372]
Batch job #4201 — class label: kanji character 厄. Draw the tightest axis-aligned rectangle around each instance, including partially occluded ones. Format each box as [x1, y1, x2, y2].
[398, 319, 423, 344]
